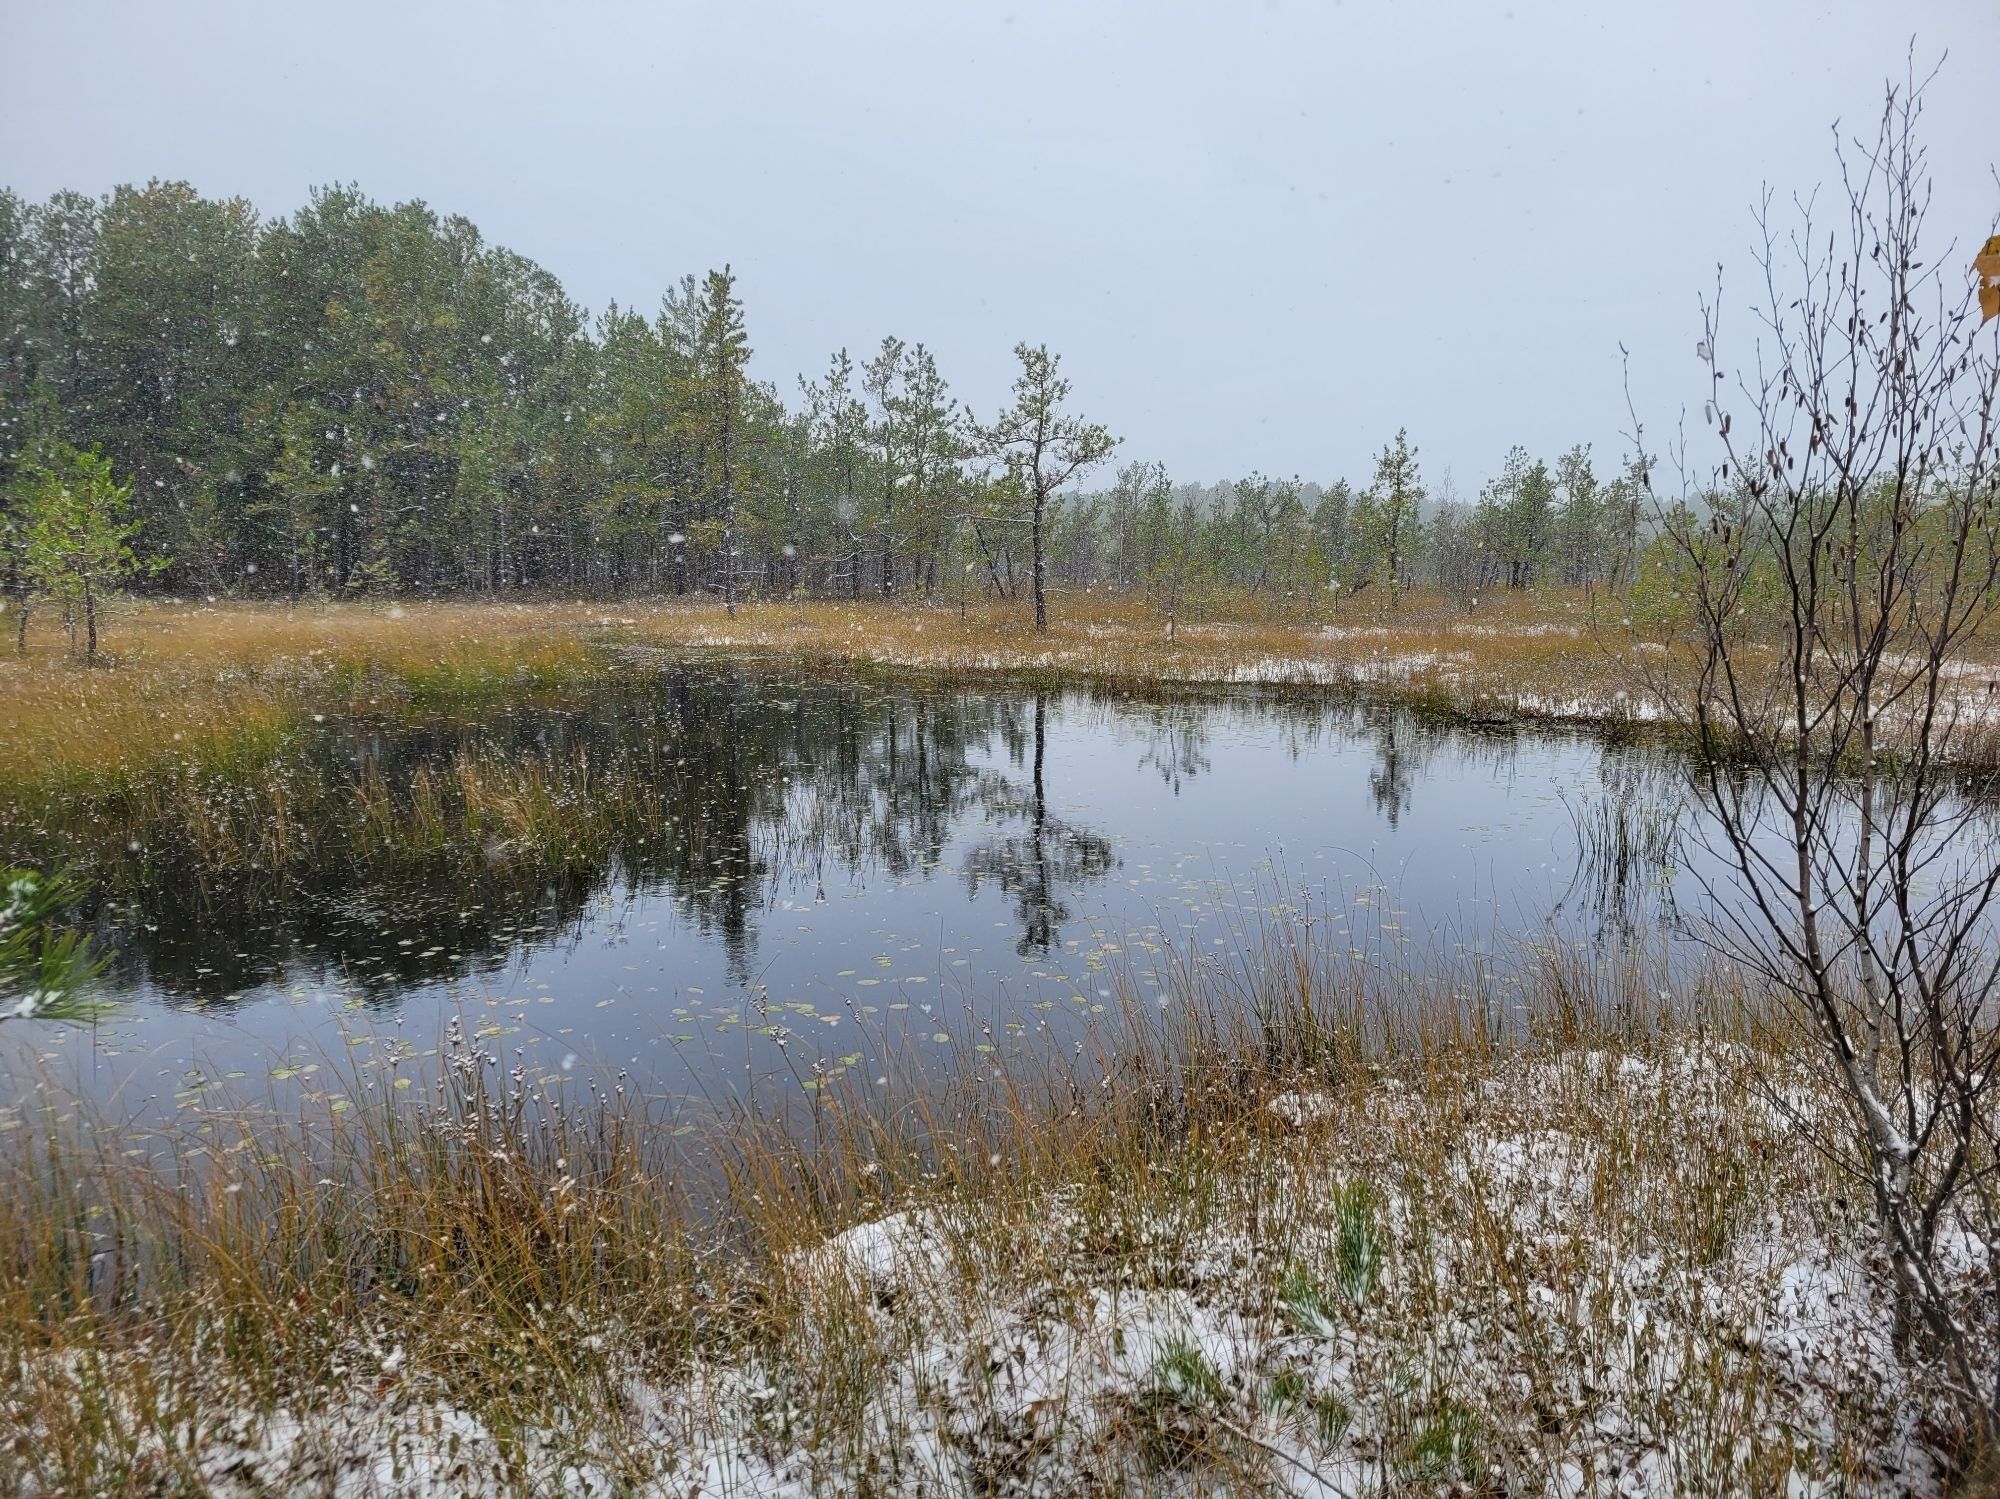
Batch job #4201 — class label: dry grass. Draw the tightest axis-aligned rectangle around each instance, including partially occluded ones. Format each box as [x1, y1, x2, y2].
[0, 598, 617, 784]
[0, 590, 1648, 796]
[0, 924, 1979, 1496]
[622, 591, 2000, 768]
[0, 600, 643, 894]
[622, 588, 1647, 718]
[9, 590, 1998, 792]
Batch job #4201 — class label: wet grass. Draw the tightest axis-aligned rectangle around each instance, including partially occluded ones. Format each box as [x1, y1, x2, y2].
[0, 925, 1978, 1495]
[628, 589, 1651, 715]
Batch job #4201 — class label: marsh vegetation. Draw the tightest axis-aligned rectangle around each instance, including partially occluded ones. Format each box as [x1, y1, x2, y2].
[0, 600, 1994, 1494]
[1, 43, 1997, 1499]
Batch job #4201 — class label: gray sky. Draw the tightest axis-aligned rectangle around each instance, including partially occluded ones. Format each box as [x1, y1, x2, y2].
[3, 0, 1994, 491]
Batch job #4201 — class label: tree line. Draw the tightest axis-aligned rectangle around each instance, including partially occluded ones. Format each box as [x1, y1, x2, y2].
[1054, 435, 1648, 610]
[1, 179, 1646, 639]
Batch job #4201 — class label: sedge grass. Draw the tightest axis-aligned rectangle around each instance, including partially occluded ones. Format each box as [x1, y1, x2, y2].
[0, 918, 1980, 1495]
[10, 591, 1996, 802]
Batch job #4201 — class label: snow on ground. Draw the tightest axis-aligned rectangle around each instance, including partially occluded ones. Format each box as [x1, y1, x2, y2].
[642, 631, 2000, 752]
[634, 635, 1680, 730]
[121, 1043, 1971, 1498]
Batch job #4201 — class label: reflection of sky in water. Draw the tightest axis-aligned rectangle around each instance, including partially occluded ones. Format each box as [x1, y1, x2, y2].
[2, 668, 1689, 1125]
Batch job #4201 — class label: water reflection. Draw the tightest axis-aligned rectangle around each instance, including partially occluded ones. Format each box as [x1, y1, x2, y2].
[1136, 703, 1212, 795]
[1551, 747, 1685, 945]
[62, 667, 1136, 1006]
[962, 694, 1119, 954]
[1, 660, 1738, 1118]
[1365, 712, 1428, 827]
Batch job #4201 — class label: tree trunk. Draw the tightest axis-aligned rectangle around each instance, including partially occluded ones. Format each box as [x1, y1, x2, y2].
[972, 519, 1008, 599]
[1032, 485, 1048, 632]
[721, 400, 737, 617]
[85, 578, 97, 662]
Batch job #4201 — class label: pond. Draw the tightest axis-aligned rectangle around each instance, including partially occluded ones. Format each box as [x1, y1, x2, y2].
[1, 657, 1694, 1124]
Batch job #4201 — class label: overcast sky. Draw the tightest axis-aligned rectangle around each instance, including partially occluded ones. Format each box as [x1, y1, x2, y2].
[2, 0, 1994, 491]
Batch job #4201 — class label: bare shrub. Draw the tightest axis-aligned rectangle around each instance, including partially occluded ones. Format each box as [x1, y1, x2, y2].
[1627, 67, 2000, 1448]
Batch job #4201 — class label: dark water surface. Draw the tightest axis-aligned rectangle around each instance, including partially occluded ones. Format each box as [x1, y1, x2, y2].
[2, 660, 1690, 1124]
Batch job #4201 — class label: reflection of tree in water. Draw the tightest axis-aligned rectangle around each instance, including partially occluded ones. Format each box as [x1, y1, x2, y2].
[961, 693, 1118, 954]
[64, 668, 1613, 1008]
[76, 666, 1105, 1004]
[90, 668, 790, 1000]
[786, 686, 997, 887]
[1137, 703, 1211, 795]
[1352, 702, 1528, 830]
[1363, 707, 1436, 827]
[1179, 693, 1455, 830]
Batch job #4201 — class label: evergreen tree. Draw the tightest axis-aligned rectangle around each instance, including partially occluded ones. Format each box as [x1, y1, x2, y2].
[1552, 443, 1602, 587]
[803, 350, 871, 597]
[862, 335, 907, 595]
[1353, 429, 1424, 603]
[1145, 492, 1206, 640]
[256, 403, 339, 599]
[0, 174, 1653, 612]
[1479, 445, 1555, 588]
[1311, 478, 1355, 595]
[690, 266, 750, 613]
[893, 343, 964, 596]
[23, 190, 99, 417]
[1105, 459, 1171, 589]
[84, 182, 263, 580]
[971, 344, 1116, 631]
[0, 867, 109, 1025]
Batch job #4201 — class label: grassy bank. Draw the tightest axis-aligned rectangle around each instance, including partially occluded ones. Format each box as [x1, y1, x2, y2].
[0, 591, 1654, 913]
[9, 593, 1999, 791]
[0, 599, 619, 783]
[0, 927, 1981, 1496]
[0, 592, 1635, 790]
[623, 591, 1647, 716]
[0, 590, 1662, 780]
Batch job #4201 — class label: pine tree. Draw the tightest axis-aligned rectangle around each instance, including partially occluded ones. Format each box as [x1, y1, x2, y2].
[1355, 429, 1425, 604]
[803, 350, 871, 597]
[690, 266, 750, 613]
[257, 403, 339, 600]
[0, 867, 109, 1025]
[1552, 443, 1601, 587]
[1312, 479, 1355, 595]
[862, 336, 907, 595]
[893, 344, 963, 596]
[971, 345, 1117, 631]
[1478, 446, 1554, 588]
